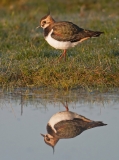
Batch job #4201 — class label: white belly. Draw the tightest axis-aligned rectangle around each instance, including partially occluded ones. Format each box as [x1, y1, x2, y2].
[48, 111, 84, 133]
[45, 29, 80, 50]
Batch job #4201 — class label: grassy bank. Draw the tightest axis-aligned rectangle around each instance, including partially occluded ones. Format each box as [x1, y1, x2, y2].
[0, 0, 119, 90]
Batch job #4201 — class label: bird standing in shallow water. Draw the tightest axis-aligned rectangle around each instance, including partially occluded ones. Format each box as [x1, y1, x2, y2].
[41, 103, 107, 153]
[38, 13, 104, 61]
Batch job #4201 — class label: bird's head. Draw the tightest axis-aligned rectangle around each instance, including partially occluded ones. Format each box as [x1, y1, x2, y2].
[39, 14, 55, 29]
[41, 133, 59, 153]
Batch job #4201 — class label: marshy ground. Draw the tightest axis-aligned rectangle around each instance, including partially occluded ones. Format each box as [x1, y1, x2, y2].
[0, 0, 119, 90]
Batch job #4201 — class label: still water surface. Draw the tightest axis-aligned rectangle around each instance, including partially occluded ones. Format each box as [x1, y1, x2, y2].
[0, 89, 119, 160]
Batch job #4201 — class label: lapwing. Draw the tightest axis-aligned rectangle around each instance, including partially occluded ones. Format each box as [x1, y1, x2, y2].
[41, 103, 107, 153]
[38, 13, 104, 61]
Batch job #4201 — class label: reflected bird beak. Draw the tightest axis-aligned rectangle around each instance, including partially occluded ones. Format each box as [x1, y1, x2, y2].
[40, 133, 45, 137]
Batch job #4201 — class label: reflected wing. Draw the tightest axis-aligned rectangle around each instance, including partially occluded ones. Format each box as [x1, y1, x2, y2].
[54, 119, 88, 139]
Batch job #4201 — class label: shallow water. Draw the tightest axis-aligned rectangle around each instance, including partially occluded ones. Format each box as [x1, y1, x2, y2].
[0, 89, 119, 160]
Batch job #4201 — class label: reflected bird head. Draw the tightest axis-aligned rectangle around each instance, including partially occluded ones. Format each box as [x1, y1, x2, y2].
[41, 133, 59, 154]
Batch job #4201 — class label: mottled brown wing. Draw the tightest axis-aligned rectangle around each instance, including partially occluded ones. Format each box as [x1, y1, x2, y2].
[51, 21, 85, 42]
[51, 21, 103, 42]
[54, 119, 88, 139]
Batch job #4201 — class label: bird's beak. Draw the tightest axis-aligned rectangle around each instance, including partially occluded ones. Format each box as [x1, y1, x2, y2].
[36, 26, 40, 29]
[40, 133, 45, 137]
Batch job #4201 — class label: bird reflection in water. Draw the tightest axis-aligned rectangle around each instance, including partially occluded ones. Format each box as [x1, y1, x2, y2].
[41, 102, 107, 153]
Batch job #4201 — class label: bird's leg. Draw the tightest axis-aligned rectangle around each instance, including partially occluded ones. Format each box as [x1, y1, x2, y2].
[58, 49, 67, 61]
[65, 101, 69, 111]
[62, 101, 69, 111]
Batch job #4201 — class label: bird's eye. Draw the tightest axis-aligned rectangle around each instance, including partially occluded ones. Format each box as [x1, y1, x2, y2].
[43, 21, 46, 24]
[46, 137, 50, 141]
[46, 135, 50, 141]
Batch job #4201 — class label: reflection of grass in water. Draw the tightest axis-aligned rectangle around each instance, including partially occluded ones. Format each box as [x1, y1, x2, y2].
[1, 86, 119, 117]
[0, 0, 119, 90]
[1, 88, 119, 112]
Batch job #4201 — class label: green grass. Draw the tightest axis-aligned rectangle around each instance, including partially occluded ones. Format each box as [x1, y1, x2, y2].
[0, 0, 119, 90]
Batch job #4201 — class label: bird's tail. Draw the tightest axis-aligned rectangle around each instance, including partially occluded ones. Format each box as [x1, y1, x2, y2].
[92, 31, 104, 37]
[87, 121, 107, 129]
[88, 31, 104, 37]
